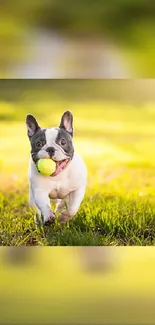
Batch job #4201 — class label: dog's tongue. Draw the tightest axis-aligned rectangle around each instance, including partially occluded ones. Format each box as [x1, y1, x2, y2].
[52, 159, 70, 176]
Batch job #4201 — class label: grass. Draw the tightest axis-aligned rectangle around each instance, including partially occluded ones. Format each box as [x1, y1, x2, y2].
[1, 100, 155, 245]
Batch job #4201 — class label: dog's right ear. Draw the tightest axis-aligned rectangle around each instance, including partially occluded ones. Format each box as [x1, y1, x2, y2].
[26, 114, 41, 137]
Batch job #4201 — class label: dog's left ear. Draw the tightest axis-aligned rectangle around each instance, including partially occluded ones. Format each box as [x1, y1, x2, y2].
[59, 110, 73, 136]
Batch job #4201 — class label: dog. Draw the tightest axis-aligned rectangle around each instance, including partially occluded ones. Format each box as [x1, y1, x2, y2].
[26, 110, 87, 225]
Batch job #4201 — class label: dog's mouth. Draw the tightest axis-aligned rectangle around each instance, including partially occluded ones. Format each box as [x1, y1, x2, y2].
[51, 158, 71, 176]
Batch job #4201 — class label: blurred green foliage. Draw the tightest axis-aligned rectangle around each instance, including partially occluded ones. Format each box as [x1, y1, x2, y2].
[2, 0, 155, 41]
[0, 0, 155, 75]
[0, 79, 155, 103]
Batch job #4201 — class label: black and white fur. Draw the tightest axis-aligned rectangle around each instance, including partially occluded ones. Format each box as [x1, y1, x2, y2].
[26, 111, 87, 225]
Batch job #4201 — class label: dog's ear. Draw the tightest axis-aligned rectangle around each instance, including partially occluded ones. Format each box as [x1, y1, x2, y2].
[26, 114, 41, 137]
[59, 110, 73, 136]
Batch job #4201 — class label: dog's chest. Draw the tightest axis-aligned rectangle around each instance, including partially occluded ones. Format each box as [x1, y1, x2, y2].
[49, 187, 70, 199]
[48, 176, 74, 199]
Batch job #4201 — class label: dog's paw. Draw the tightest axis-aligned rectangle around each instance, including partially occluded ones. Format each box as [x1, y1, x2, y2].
[44, 213, 55, 226]
[59, 212, 69, 225]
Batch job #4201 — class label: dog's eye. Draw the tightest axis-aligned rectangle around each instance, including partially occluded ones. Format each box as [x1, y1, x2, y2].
[60, 138, 66, 146]
[35, 141, 42, 149]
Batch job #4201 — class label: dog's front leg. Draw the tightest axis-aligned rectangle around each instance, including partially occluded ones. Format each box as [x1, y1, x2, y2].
[59, 186, 86, 224]
[54, 196, 69, 214]
[29, 185, 42, 224]
[33, 189, 55, 225]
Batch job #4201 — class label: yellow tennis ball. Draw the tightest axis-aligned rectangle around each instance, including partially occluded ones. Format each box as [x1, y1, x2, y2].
[37, 159, 55, 176]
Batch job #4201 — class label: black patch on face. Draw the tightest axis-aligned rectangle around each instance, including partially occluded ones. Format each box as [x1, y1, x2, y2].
[56, 128, 74, 159]
[29, 128, 47, 163]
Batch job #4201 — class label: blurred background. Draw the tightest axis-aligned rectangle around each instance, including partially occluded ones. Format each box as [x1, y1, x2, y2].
[1, 0, 155, 77]
[0, 246, 155, 324]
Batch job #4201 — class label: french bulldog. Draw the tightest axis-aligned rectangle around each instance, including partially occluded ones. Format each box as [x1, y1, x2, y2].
[26, 110, 87, 225]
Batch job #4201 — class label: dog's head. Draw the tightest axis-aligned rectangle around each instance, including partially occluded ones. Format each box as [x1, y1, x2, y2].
[26, 111, 74, 176]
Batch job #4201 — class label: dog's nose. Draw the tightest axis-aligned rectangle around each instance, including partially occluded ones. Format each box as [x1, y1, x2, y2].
[46, 147, 55, 156]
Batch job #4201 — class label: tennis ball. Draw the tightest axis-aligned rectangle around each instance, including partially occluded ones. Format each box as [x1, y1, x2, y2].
[37, 159, 55, 176]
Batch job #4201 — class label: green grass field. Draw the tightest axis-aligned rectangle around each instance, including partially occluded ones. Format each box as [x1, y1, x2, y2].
[1, 100, 155, 245]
